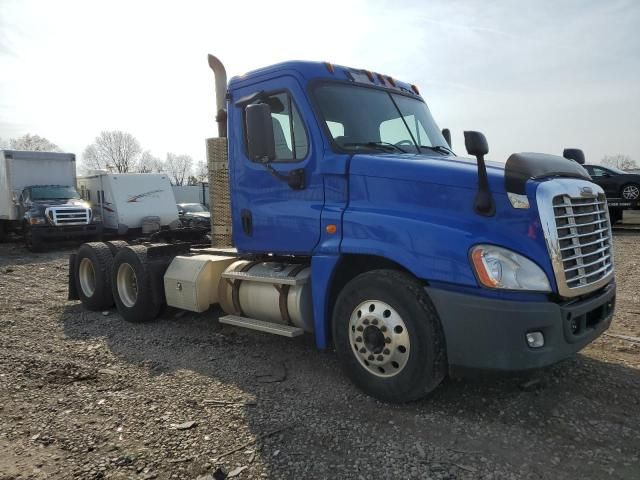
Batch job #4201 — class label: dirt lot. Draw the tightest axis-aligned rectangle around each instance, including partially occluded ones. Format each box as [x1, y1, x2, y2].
[0, 237, 639, 480]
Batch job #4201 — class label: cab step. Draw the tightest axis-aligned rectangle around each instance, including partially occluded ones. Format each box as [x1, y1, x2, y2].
[218, 315, 304, 337]
[221, 270, 308, 285]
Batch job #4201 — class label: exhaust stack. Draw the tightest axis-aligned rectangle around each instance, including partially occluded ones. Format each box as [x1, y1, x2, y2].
[207, 54, 228, 138]
[206, 54, 232, 247]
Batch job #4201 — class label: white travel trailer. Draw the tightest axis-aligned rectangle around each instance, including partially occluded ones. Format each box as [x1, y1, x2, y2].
[77, 172, 180, 235]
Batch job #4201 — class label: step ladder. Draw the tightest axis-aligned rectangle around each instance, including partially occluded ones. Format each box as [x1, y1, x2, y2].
[218, 315, 304, 337]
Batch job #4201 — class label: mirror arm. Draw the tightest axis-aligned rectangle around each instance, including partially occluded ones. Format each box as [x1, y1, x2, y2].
[261, 162, 305, 190]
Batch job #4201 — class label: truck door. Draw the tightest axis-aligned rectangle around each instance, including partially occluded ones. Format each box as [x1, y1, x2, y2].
[230, 76, 323, 254]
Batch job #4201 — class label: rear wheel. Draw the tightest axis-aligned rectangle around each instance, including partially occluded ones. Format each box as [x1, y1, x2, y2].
[332, 269, 447, 403]
[111, 245, 165, 322]
[75, 242, 115, 310]
[621, 183, 640, 200]
[105, 240, 130, 256]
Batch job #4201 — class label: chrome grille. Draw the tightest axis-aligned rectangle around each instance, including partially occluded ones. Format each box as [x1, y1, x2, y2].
[45, 206, 91, 226]
[537, 179, 615, 298]
[553, 194, 613, 290]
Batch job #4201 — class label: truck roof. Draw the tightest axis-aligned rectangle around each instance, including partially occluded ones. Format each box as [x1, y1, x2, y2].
[229, 60, 422, 99]
[1, 150, 76, 161]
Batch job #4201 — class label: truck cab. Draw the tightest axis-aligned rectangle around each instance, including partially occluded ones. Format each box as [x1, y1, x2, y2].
[70, 58, 616, 402]
[19, 184, 100, 251]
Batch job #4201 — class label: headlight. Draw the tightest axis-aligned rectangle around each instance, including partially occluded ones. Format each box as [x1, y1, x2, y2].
[29, 217, 46, 225]
[470, 244, 551, 292]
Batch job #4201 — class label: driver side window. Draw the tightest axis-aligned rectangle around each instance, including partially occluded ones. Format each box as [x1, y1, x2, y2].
[245, 92, 309, 163]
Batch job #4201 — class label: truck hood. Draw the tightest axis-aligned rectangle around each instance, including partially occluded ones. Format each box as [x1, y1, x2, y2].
[349, 153, 508, 193]
[28, 198, 88, 216]
[32, 199, 86, 207]
[349, 151, 591, 194]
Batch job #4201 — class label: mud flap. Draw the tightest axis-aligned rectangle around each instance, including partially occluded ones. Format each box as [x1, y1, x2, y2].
[68, 253, 79, 300]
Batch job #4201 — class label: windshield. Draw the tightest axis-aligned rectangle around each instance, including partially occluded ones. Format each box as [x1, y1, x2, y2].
[181, 204, 207, 213]
[31, 185, 80, 200]
[313, 83, 450, 154]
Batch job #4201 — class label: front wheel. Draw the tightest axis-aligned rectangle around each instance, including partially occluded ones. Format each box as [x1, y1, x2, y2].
[332, 269, 447, 403]
[621, 183, 640, 200]
[24, 225, 43, 252]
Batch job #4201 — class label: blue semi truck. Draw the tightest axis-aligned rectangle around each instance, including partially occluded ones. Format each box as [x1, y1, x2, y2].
[69, 55, 615, 402]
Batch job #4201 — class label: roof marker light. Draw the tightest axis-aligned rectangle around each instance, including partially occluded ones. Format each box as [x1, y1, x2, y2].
[376, 73, 386, 84]
[386, 76, 396, 87]
[411, 84, 420, 95]
[324, 62, 335, 74]
[364, 70, 374, 82]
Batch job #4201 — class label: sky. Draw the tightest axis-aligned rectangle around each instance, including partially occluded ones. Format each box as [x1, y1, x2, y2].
[1, 0, 639, 166]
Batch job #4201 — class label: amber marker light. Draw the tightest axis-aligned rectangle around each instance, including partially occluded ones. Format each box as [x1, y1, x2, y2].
[471, 247, 499, 288]
[326, 224, 337, 234]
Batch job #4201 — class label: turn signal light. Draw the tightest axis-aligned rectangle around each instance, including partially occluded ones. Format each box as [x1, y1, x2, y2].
[326, 224, 337, 234]
[471, 248, 499, 288]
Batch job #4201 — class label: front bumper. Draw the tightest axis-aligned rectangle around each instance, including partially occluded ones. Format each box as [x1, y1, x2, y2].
[31, 223, 102, 240]
[426, 282, 615, 371]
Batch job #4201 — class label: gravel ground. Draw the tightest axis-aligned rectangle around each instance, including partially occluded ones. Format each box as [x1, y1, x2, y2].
[0, 237, 639, 480]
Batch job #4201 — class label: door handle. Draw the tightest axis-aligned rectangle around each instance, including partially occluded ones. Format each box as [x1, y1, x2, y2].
[241, 209, 252, 236]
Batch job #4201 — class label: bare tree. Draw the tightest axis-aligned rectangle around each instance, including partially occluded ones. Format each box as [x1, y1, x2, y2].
[194, 160, 208, 183]
[83, 131, 142, 173]
[8, 133, 62, 152]
[164, 153, 193, 186]
[138, 150, 165, 173]
[601, 154, 637, 170]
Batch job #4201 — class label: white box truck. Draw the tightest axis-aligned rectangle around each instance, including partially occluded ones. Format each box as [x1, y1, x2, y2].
[77, 172, 181, 236]
[0, 150, 100, 250]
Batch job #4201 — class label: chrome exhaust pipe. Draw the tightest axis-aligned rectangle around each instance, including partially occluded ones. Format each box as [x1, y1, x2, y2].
[207, 54, 228, 138]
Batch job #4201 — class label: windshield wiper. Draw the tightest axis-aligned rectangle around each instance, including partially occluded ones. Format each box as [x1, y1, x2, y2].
[343, 141, 408, 153]
[418, 145, 454, 156]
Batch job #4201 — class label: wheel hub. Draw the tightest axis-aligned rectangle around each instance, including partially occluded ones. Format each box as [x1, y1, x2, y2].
[117, 263, 138, 308]
[363, 325, 385, 354]
[78, 257, 96, 297]
[349, 300, 410, 378]
[622, 185, 639, 200]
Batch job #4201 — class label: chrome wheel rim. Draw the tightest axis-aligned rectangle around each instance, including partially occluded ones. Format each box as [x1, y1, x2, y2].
[622, 185, 639, 200]
[78, 258, 96, 297]
[349, 300, 410, 378]
[117, 263, 138, 308]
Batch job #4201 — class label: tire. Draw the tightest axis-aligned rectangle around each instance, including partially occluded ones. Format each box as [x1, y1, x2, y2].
[74, 242, 115, 311]
[24, 225, 44, 252]
[105, 240, 130, 256]
[111, 245, 165, 323]
[621, 183, 640, 201]
[0, 221, 6, 243]
[332, 269, 447, 403]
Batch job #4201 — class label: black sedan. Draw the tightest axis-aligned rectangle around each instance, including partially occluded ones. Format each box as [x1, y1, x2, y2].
[583, 165, 640, 201]
[177, 203, 211, 228]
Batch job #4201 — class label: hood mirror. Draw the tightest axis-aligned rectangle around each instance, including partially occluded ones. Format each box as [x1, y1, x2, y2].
[464, 131, 495, 217]
[442, 128, 452, 149]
